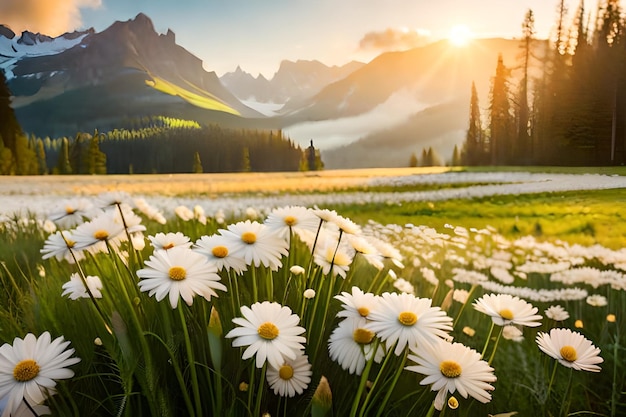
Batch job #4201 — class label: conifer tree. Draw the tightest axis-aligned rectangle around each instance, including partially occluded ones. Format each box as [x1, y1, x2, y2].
[463, 81, 485, 165]
[87, 132, 107, 174]
[516, 9, 535, 164]
[408, 152, 418, 167]
[0, 138, 13, 174]
[192, 151, 203, 173]
[241, 147, 251, 172]
[451, 145, 461, 166]
[55, 137, 72, 174]
[488, 54, 514, 164]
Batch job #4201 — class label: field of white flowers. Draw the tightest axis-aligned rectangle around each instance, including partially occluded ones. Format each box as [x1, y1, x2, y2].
[0, 170, 624, 417]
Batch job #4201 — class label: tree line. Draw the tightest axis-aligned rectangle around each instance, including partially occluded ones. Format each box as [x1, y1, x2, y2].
[462, 0, 626, 166]
[0, 68, 322, 175]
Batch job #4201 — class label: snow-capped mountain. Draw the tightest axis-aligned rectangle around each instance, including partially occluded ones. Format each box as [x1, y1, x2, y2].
[0, 26, 93, 79]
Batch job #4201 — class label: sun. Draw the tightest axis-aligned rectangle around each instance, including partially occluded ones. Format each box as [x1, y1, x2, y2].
[448, 24, 472, 47]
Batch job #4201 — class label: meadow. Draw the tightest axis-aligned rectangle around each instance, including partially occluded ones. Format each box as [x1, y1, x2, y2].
[0, 168, 624, 417]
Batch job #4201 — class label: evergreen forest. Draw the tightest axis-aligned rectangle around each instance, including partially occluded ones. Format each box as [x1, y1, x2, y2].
[462, 1, 626, 166]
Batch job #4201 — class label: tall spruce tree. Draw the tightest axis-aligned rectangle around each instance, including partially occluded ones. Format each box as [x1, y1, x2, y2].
[488, 54, 514, 165]
[516, 9, 535, 164]
[463, 81, 485, 165]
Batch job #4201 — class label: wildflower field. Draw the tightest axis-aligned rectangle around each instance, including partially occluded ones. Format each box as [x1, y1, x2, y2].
[0, 169, 625, 417]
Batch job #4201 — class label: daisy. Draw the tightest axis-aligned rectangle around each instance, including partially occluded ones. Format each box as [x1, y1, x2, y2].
[335, 286, 379, 321]
[61, 273, 103, 300]
[71, 212, 126, 252]
[175, 205, 194, 221]
[266, 353, 312, 397]
[366, 292, 453, 355]
[586, 294, 608, 307]
[225, 301, 306, 369]
[40, 231, 84, 263]
[328, 317, 384, 375]
[193, 233, 248, 274]
[264, 206, 320, 241]
[473, 293, 542, 327]
[137, 246, 227, 309]
[148, 232, 192, 251]
[0, 332, 81, 417]
[46, 197, 95, 229]
[313, 241, 353, 278]
[134, 197, 167, 225]
[406, 338, 496, 410]
[544, 305, 570, 321]
[536, 328, 603, 372]
[346, 235, 384, 270]
[219, 220, 289, 271]
[94, 191, 130, 210]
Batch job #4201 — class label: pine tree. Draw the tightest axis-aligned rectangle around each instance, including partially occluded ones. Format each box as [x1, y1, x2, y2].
[241, 147, 251, 172]
[463, 82, 485, 165]
[451, 145, 461, 166]
[14, 133, 38, 175]
[87, 132, 107, 174]
[0, 138, 14, 174]
[408, 152, 418, 167]
[488, 54, 514, 165]
[55, 137, 72, 174]
[192, 151, 203, 173]
[516, 9, 535, 164]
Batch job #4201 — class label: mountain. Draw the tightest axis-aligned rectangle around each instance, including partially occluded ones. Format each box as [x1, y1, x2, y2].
[220, 59, 365, 106]
[2, 13, 263, 138]
[1, 13, 547, 169]
[280, 38, 548, 168]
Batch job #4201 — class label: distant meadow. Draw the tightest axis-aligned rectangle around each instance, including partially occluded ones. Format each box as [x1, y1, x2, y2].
[0, 168, 625, 416]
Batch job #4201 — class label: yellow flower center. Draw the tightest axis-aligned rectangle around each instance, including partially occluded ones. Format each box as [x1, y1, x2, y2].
[13, 359, 40, 382]
[353, 328, 375, 345]
[398, 311, 418, 326]
[440, 360, 462, 378]
[162, 242, 175, 250]
[241, 231, 257, 244]
[278, 364, 294, 380]
[66, 239, 76, 248]
[357, 307, 370, 317]
[94, 230, 109, 240]
[560, 345, 578, 362]
[258, 322, 279, 340]
[499, 309, 514, 320]
[212, 246, 229, 258]
[284, 216, 297, 226]
[168, 266, 187, 281]
[65, 206, 76, 215]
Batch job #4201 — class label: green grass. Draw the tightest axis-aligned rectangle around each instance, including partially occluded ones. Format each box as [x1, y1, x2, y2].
[331, 188, 626, 249]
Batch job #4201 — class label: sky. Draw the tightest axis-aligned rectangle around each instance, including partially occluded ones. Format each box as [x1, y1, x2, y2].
[0, 0, 601, 78]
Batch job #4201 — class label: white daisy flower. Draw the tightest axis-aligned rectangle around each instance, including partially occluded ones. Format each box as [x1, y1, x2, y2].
[290, 265, 306, 276]
[225, 301, 306, 369]
[346, 235, 384, 270]
[536, 328, 603, 372]
[266, 353, 312, 397]
[0, 332, 81, 417]
[61, 273, 103, 300]
[406, 338, 496, 410]
[313, 242, 352, 278]
[94, 191, 130, 210]
[586, 294, 608, 307]
[335, 286, 379, 321]
[473, 293, 542, 327]
[219, 220, 289, 271]
[137, 246, 227, 309]
[40, 231, 84, 263]
[328, 317, 384, 375]
[46, 198, 95, 229]
[134, 197, 166, 225]
[175, 205, 194, 221]
[148, 232, 192, 251]
[366, 292, 453, 355]
[502, 325, 524, 342]
[264, 206, 320, 241]
[193, 233, 248, 274]
[71, 211, 126, 252]
[544, 305, 570, 321]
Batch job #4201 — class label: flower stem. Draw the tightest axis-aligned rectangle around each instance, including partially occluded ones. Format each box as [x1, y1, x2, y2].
[179, 303, 201, 417]
[488, 326, 503, 365]
[481, 321, 495, 359]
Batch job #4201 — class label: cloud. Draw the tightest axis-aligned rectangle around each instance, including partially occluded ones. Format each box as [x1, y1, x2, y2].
[359, 27, 432, 52]
[0, 0, 101, 36]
